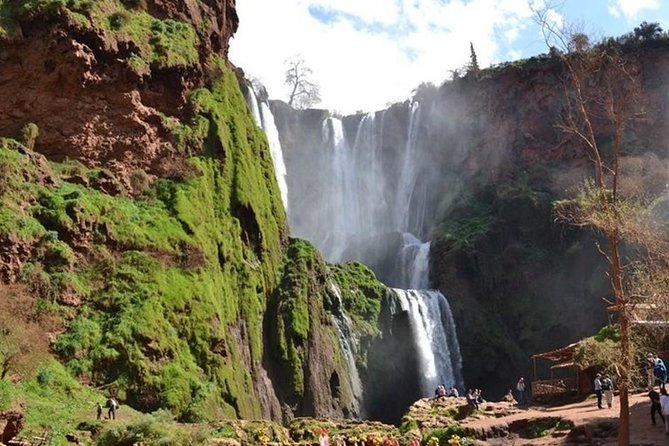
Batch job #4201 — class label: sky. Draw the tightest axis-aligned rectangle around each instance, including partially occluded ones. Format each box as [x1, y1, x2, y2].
[229, 0, 669, 114]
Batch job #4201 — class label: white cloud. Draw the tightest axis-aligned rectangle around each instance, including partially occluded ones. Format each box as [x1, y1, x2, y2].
[608, 5, 621, 18]
[545, 8, 565, 31]
[610, 0, 660, 18]
[309, 0, 400, 25]
[230, 0, 538, 113]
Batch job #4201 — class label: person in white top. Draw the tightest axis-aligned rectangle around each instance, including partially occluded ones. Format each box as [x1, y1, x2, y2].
[660, 387, 669, 434]
[593, 374, 603, 409]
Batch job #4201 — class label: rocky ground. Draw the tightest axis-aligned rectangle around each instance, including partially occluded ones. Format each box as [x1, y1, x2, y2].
[424, 391, 667, 445]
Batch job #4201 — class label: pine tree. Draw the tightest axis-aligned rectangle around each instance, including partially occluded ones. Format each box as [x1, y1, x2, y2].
[468, 42, 480, 76]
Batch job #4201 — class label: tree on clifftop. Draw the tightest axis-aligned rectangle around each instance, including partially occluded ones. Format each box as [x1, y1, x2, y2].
[468, 42, 480, 76]
[284, 56, 321, 109]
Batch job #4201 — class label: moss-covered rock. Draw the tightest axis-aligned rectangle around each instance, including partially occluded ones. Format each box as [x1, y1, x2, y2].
[0, 63, 288, 421]
[266, 239, 385, 420]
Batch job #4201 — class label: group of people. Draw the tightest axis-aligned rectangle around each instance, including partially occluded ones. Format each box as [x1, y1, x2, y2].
[645, 352, 669, 435]
[592, 373, 615, 409]
[433, 384, 459, 399]
[432, 384, 486, 410]
[465, 388, 486, 410]
[647, 353, 667, 390]
[96, 397, 119, 420]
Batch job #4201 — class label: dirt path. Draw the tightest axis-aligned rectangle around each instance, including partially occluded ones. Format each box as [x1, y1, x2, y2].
[461, 391, 668, 445]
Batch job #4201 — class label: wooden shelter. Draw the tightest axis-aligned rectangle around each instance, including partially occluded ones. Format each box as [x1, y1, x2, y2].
[530, 343, 591, 398]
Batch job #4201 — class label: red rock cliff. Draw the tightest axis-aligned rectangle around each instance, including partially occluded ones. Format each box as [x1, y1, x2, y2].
[0, 0, 238, 186]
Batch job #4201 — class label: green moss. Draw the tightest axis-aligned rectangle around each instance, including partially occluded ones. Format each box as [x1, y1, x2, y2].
[270, 239, 317, 397]
[268, 238, 387, 402]
[0, 360, 143, 445]
[331, 262, 384, 326]
[0, 0, 198, 68]
[436, 192, 495, 250]
[0, 64, 287, 421]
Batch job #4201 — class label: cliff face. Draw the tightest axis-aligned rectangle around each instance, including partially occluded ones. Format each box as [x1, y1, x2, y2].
[0, 0, 386, 426]
[0, 0, 237, 186]
[271, 42, 669, 401]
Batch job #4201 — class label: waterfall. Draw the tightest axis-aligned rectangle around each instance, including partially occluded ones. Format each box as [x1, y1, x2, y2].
[281, 98, 464, 414]
[399, 233, 430, 289]
[329, 282, 364, 417]
[395, 101, 421, 233]
[243, 83, 289, 209]
[259, 102, 289, 209]
[245, 87, 262, 127]
[392, 289, 462, 396]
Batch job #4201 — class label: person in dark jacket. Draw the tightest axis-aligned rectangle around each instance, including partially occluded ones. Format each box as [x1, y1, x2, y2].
[649, 387, 665, 425]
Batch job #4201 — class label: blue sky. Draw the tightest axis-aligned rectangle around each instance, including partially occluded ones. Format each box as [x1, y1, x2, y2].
[230, 0, 669, 113]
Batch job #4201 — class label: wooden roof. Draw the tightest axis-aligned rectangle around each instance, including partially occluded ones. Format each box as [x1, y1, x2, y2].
[531, 342, 579, 362]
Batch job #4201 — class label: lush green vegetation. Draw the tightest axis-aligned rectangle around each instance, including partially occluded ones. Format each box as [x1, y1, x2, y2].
[331, 261, 384, 337]
[573, 326, 621, 375]
[0, 360, 142, 446]
[423, 425, 474, 446]
[0, 65, 287, 423]
[268, 239, 386, 404]
[525, 417, 574, 439]
[0, 54, 390, 444]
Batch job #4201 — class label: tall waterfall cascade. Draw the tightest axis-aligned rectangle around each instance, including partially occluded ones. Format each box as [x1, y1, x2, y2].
[244, 86, 289, 209]
[283, 98, 464, 405]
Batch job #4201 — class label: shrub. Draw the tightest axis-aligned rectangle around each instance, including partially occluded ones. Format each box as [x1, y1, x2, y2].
[129, 169, 151, 195]
[108, 11, 130, 30]
[96, 411, 210, 445]
[120, 0, 147, 10]
[423, 425, 468, 445]
[20, 123, 39, 150]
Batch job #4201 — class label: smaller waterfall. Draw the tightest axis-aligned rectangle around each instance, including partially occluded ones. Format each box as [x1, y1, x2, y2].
[329, 282, 364, 416]
[394, 101, 421, 233]
[244, 87, 262, 127]
[259, 103, 289, 209]
[392, 289, 462, 396]
[242, 83, 289, 209]
[399, 233, 430, 289]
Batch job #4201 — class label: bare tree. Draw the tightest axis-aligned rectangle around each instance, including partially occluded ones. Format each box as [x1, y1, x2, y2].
[284, 56, 321, 109]
[533, 6, 659, 445]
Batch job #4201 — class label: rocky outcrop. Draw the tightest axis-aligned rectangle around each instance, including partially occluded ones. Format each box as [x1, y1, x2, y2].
[0, 409, 25, 445]
[0, 0, 237, 188]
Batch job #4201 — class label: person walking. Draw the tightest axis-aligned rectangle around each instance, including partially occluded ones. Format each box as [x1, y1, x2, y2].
[647, 353, 656, 388]
[516, 377, 527, 404]
[96, 402, 103, 420]
[654, 355, 667, 391]
[594, 374, 603, 409]
[107, 397, 118, 420]
[660, 387, 669, 434]
[602, 375, 614, 408]
[649, 387, 665, 426]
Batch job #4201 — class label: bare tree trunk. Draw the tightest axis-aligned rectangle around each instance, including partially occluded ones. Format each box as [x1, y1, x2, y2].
[608, 232, 629, 445]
